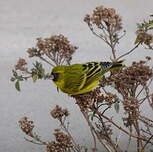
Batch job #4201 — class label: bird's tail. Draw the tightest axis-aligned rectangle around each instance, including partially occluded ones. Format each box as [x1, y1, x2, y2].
[100, 60, 125, 72]
[110, 60, 125, 71]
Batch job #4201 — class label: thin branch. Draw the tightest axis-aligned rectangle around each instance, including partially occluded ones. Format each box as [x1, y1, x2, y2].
[81, 110, 112, 152]
[139, 115, 153, 125]
[98, 23, 109, 38]
[117, 42, 141, 60]
[88, 24, 110, 45]
[133, 120, 143, 151]
[107, 25, 116, 60]
[145, 85, 153, 108]
[115, 130, 122, 148]
[136, 85, 146, 98]
[100, 113, 153, 145]
[139, 94, 153, 104]
[24, 137, 47, 145]
[137, 77, 153, 99]
[102, 106, 111, 115]
[60, 120, 81, 152]
[142, 134, 153, 150]
[39, 56, 55, 67]
[117, 30, 126, 41]
[81, 111, 97, 151]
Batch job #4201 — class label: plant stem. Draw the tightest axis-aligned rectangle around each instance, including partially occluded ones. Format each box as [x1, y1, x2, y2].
[60, 120, 81, 152]
[39, 56, 55, 67]
[101, 113, 153, 145]
[142, 134, 153, 150]
[117, 43, 140, 60]
[81, 110, 112, 152]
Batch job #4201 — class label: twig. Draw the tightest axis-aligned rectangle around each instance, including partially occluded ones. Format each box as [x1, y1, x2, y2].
[102, 106, 111, 115]
[145, 85, 153, 108]
[139, 115, 153, 126]
[117, 30, 126, 41]
[107, 25, 116, 60]
[39, 56, 55, 67]
[137, 77, 153, 98]
[126, 132, 132, 152]
[100, 113, 153, 145]
[88, 24, 110, 45]
[133, 120, 143, 151]
[81, 110, 112, 152]
[95, 109, 123, 152]
[136, 85, 146, 98]
[115, 130, 122, 148]
[81, 111, 97, 151]
[117, 43, 141, 60]
[24, 137, 47, 145]
[142, 134, 153, 150]
[60, 120, 81, 152]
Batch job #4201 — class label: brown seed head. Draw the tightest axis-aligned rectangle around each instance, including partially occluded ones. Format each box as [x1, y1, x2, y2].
[109, 61, 153, 97]
[18, 117, 34, 135]
[84, 6, 122, 31]
[54, 129, 73, 148]
[15, 58, 27, 71]
[27, 34, 77, 65]
[50, 105, 69, 120]
[46, 129, 73, 152]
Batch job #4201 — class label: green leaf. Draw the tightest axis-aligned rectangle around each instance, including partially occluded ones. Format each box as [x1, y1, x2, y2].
[114, 102, 120, 113]
[15, 81, 20, 91]
[32, 74, 38, 82]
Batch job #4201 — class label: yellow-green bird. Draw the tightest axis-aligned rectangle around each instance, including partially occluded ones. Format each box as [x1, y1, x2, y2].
[50, 61, 124, 95]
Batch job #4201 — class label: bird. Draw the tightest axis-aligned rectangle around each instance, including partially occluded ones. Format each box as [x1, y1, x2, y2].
[50, 60, 124, 95]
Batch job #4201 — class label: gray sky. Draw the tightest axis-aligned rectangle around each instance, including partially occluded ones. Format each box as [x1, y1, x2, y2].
[0, 0, 153, 151]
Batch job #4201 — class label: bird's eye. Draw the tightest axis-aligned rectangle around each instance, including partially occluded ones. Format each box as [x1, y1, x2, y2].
[51, 72, 59, 81]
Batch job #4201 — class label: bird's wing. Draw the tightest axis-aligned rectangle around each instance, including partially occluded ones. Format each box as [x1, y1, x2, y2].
[64, 70, 87, 92]
[83, 64, 102, 88]
[64, 62, 102, 92]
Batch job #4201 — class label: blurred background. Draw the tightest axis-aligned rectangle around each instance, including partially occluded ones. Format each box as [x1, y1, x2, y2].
[0, 0, 153, 151]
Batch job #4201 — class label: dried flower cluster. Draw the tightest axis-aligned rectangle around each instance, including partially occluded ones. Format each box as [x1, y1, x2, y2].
[73, 88, 102, 110]
[18, 117, 34, 135]
[84, 6, 124, 60]
[122, 97, 140, 127]
[15, 58, 27, 72]
[46, 129, 73, 152]
[74, 88, 117, 111]
[50, 105, 69, 120]
[96, 123, 113, 140]
[54, 129, 73, 148]
[27, 34, 78, 65]
[84, 6, 122, 31]
[108, 60, 153, 97]
[135, 18, 153, 49]
[135, 29, 153, 46]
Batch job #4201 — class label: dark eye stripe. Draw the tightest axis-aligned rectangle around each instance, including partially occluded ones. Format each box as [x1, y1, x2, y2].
[52, 73, 59, 81]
